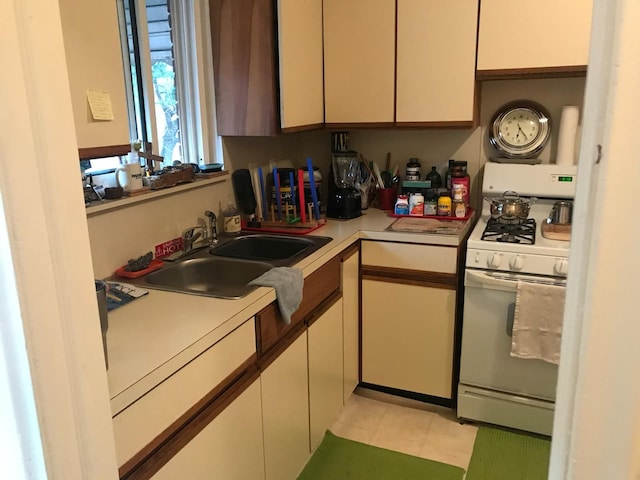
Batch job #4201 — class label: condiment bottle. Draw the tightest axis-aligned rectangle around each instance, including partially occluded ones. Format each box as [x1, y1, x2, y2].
[425, 166, 442, 189]
[437, 192, 452, 216]
[405, 158, 421, 181]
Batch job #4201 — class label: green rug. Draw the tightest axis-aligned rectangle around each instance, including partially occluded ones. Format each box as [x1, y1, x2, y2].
[466, 427, 551, 480]
[298, 430, 465, 480]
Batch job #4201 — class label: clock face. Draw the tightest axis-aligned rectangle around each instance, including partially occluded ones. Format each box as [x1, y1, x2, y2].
[490, 101, 551, 158]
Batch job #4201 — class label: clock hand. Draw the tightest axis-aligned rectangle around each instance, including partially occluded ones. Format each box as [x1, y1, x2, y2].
[517, 123, 527, 140]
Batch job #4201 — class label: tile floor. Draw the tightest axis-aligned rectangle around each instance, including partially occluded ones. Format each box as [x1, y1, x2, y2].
[330, 387, 478, 471]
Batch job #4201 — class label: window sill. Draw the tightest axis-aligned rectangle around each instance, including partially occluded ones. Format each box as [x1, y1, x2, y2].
[85, 171, 229, 217]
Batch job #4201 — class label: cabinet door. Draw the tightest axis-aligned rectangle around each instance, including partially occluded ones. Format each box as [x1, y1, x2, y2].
[277, 0, 324, 130]
[361, 279, 456, 399]
[477, 0, 593, 71]
[210, 0, 278, 136]
[261, 333, 310, 480]
[396, 0, 478, 124]
[308, 299, 344, 451]
[152, 380, 265, 480]
[342, 251, 360, 402]
[323, 0, 395, 124]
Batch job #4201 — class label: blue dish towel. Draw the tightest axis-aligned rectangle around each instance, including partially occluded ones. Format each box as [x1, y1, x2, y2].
[249, 267, 304, 324]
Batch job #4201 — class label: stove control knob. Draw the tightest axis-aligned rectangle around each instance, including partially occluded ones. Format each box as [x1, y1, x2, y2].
[554, 259, 569, 276]
[509, 254, 525, 271]
[487, 253, 502, 268]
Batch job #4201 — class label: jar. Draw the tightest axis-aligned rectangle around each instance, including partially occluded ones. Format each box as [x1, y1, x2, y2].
[223, 202, 241, 235]
[394, 195, 409, 215]
[424, 188, 438, 216]
[405, 158, 421, 181]
[453, 199, 467, 218]
[452, 183, 464, 201]
[409, 193, 424, 216]
[437, 193, 452, 216]
[425, 166, 442, 189]
[450, 160, 470, 206]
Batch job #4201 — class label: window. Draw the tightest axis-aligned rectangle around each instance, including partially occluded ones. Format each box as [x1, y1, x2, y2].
[117, 0, 220, 167]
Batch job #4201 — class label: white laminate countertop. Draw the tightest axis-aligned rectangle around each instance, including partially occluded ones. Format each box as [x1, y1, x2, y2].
[106, 208, 475, 415]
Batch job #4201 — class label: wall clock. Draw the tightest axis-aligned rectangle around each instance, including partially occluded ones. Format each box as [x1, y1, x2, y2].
[489, 100, 551, 159]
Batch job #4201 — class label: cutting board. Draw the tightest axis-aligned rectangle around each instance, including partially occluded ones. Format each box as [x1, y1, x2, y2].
[541, 222, 571, 241]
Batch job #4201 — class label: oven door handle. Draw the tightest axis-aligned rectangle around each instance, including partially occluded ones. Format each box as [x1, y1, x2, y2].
[465, 270, 518, 292]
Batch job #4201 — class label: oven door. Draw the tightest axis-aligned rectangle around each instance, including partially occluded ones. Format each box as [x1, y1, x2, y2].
[459, 269, 563, 401]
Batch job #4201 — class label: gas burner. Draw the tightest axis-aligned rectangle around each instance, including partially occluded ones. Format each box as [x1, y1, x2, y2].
[482, 218, 536, 244]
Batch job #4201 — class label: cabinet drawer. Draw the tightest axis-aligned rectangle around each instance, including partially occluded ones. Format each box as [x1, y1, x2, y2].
[256, 255, 340, 356]
[113, 320, 256, 468]
[361, 241, 457, 274]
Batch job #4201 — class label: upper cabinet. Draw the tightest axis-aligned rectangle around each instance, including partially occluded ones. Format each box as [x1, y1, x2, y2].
[58, 0, 130, 152]
[477, 0, 593, 75]
[323, 0, 396, 125]
[210, 0, 279, 136]
[277, 0, 324, 131]
[396, 0, 478, 125]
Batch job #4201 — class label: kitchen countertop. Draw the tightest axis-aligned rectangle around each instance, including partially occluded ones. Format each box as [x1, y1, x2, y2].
[107, 208, 475, 415]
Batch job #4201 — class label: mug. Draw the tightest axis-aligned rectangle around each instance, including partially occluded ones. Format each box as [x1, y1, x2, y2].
[115, 163, 143, 192]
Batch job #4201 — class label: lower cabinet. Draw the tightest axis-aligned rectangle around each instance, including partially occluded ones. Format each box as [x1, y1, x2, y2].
[261, 333, 311, 480]
[362, 279, 456, 399]
[152, 380, 265, 480]
[308, 298, 344, 450]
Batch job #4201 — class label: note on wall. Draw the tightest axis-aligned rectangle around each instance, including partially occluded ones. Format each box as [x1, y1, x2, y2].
[86, 89, 115, 121]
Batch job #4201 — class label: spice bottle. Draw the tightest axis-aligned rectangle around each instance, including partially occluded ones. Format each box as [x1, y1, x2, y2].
[453, 199, 467, 218]
[405, 158, 421, 181]
[409, 193, 424, 216]
[437, 192, 452, 216]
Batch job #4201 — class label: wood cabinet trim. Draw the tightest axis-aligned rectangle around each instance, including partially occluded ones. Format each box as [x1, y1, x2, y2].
[306, 291, 342, 328]
[394, 121, 475, 129]
[119, 356, 258, 480]
[79, 144, 131, 160]
[280, 123, 324, 134]
[257, 320, 307, 372]
[339, 241, 360, 262]
[361, 266, 456, 290]
[476, 65, 588, 81]
[325, 122, 396, 129]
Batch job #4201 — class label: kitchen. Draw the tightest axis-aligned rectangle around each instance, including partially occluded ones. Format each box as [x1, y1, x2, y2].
[1, 1, 639, 480]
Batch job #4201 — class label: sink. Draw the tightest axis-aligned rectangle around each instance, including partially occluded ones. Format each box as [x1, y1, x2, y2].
[123, 233, 333, 299]
[209, 234, 333, 265]
[140, 256, 273, 299]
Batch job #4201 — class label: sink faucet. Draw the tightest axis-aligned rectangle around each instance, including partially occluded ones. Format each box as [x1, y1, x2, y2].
[204, 210, 218, 245]
[181, 210, 219, 254]
[181, 225, 207, 253]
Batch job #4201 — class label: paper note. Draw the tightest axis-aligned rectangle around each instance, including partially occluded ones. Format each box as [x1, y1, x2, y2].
[86, 89, 114, 121]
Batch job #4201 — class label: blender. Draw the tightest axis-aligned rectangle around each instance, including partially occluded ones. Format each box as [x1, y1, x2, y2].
[327, 150, 362, 219]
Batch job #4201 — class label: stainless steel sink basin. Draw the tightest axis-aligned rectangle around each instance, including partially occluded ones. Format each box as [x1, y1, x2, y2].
[121, 233, 333, 299]
[141, 256, 273, 299]
[209, 233, 332, 266]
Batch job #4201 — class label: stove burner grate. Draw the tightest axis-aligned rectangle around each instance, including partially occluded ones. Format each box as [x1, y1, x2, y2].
[482, 218, 536, 244]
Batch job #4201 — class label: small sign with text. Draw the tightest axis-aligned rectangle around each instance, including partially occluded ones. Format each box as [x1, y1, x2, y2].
[154, 238, 183, 259]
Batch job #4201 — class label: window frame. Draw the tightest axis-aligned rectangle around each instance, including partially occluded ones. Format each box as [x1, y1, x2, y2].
[116, 0, 222, 167]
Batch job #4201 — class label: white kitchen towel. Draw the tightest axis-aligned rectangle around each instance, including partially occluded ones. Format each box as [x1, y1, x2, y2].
[511, 281, 566, 364]
[248, 267, 303, 324]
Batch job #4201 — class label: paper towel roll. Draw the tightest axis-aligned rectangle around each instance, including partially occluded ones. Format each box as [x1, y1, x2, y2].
[556, 106, 580, 166]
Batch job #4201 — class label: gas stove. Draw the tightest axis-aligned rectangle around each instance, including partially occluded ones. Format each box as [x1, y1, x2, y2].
[466, 163, 577, 277]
